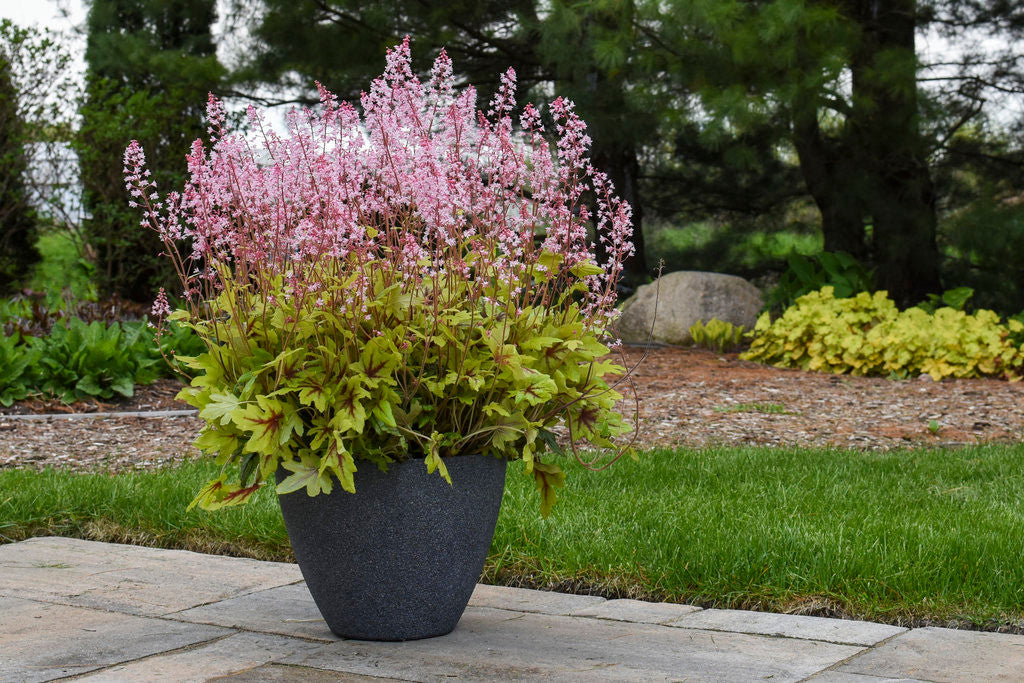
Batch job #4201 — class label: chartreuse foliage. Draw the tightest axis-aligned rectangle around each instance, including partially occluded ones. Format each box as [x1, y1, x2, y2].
[688, 318, 746, 353]
[130, 43, 636, 517]
[742, 287, 1024, 381]
[177, 260, 629, 517]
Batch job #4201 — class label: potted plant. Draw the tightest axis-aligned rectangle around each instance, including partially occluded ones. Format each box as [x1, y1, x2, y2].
[125, 38, 637, 641]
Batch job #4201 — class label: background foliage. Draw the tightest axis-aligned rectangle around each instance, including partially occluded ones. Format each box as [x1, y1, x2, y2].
[77, 0, 223, 301]
[218, 0, 1024, 310]
[0, 1, 1022, 337]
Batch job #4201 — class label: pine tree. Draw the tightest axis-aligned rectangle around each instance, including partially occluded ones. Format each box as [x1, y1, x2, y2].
[78, 0, 222, 301]
[644, 0, 1024, 306]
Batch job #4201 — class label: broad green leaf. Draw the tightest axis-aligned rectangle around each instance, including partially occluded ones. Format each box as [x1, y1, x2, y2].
[319, 435, 358, 493]
[520, 336, 563, 352]
[234, 396, 304, 455]
[356, 336, 400, 387]
[332, 376, 370, 433]
[509, 366, 557, 406]
[188, 475, 261, 511]
[193, 421, 240, 452]
[183, 351, 225, 375]
[569, 261, 603, 278]
[199, 392, 243, 426]
[295, 371, 330, 411]
[490, 423, 521, 451]
[532, 462, 566, 518]
[110, 376, 135, 398]
[276, 458, 334, 497]
[536, 250, 564, 271]
[75, 375, 101, 396]
[482, 402, 511, 418]
[372, 401, 397, 428]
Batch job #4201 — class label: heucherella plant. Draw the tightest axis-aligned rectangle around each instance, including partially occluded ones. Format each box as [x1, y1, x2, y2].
[124, 38, 637, 516]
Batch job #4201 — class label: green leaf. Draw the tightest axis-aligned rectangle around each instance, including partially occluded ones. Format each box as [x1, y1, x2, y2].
[319, 435, 358, 493]
[199, 391, 243, 426]
[532, 462, 566, 518]
[234, 396, 303, 455]
[276, 457, 334, 497]
[355, 335, 400, 388]
[537, 250, 564, 272]
[184, 352, 226, 390]
[520, 336, 563, 352]
[509, 366, 557, 406]
[331, 376, 370, 433]
[425, 432, 452, 485]
[188, 475, 261, 511]
[75, 375, 102, 397]
[110, 376, 135, 398]
[193, 426, 241, 457]
[239, 451, 259, 487]
[787, 253, 815, 285]
[569, 261, 604, 278]
[536, 428, 567, 457]
[372, 401, 397, 428]
[482, 402, 511, 418]
[295, 371, 329, 411]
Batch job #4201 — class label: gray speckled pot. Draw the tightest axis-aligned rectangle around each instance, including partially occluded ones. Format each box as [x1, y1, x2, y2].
[276, 454, 507, 641]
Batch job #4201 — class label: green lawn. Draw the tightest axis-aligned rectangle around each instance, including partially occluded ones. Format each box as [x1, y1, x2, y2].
[27, 229, 96, 302]
[2, 444, 1023, 628]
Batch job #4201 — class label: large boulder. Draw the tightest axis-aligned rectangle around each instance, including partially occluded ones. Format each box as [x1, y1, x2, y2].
[615, 271, 763, 345]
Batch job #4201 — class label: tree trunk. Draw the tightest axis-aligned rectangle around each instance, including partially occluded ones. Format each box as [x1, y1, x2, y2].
[868, 157, 941, 307]
[590, 140, 648, 288]
[849, 0, 942, 306]
[790, 106, 870, 261]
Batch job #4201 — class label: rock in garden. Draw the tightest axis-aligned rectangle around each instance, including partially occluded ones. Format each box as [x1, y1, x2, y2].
[615, 271, 763, 345]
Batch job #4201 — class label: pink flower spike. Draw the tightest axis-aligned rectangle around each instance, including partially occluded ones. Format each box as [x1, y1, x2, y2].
[122, 37, 634, 354]
[151, 288, 171, 318]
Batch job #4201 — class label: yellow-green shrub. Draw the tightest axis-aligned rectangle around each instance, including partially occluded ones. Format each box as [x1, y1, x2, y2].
[741, 286, 1024, 380]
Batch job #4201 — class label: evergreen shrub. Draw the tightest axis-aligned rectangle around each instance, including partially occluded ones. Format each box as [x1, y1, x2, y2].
[0, 52, 40, 294]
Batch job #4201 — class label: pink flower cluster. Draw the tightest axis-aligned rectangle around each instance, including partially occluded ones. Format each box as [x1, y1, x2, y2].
[124, 37, 634, 334]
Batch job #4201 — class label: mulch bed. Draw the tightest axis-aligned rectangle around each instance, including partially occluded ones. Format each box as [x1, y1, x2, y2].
[0, 379, 189, 416]
[2, 346, 1023, 473]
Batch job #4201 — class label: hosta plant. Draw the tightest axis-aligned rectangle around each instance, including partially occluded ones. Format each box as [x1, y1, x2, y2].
[0, 333, 33, 406]
[126, 39, 637, 515]
[29, 317, 161, 401]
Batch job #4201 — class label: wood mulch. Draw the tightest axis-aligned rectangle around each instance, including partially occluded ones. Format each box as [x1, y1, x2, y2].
[0, 379, 203, 473]
[2, 347, 1023, 474]
[609, 346, 1024, 450]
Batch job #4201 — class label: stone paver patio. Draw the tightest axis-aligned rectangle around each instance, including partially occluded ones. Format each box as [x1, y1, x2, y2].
[1, 537, 1022, 681]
